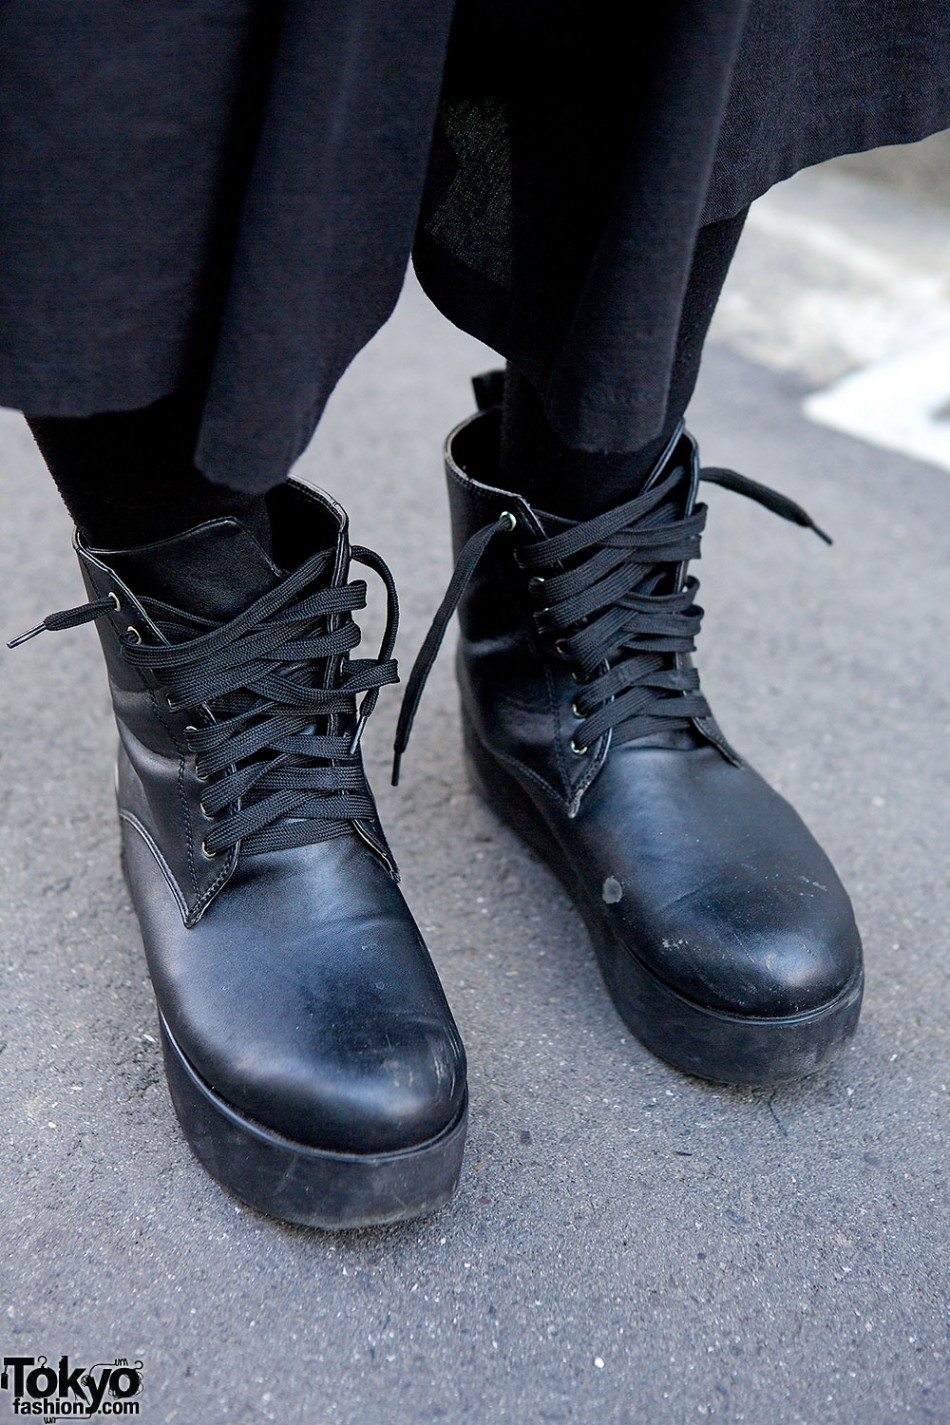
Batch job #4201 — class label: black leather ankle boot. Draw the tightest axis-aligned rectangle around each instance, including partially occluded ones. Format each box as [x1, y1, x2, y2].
[394, 374, 863, 1085]
[9, 480, 467, 1227]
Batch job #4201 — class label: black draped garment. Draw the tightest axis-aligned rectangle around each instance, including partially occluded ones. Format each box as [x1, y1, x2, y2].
[0, 0, 948, 490]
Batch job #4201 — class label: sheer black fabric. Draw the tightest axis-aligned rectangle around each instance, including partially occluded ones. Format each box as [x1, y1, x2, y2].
[499, 206, 749, 519]
[1, 1, 948, 490]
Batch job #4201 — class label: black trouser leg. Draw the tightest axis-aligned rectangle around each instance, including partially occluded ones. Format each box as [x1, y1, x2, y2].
[26, 388, 273, 552]
[500, 207, 749, 520]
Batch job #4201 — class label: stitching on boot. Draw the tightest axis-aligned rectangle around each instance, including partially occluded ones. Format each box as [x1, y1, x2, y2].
[189, 850, 235, 922]
[464, 479, 577, 809]
[176, 752, 199, 899]
[118, 811, 189, 922]
[147, 684, 188, 758]
[487, 736, 573, 818]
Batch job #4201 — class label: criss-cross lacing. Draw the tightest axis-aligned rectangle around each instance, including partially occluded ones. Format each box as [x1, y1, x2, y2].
[392, 436, 830, 780]
[9, 545, 400, 856]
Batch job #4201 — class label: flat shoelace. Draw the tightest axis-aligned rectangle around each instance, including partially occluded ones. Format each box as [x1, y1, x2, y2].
[392, 459, 829, 779]
[9, 545, 399, 856]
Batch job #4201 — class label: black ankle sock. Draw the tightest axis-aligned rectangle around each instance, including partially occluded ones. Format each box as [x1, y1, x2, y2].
[500, 207, 749, 521]
[27, 388, 273, 553]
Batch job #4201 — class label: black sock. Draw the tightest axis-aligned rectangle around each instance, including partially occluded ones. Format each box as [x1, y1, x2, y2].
[26, 387, 273, 553]
[500, 207, 749, 520]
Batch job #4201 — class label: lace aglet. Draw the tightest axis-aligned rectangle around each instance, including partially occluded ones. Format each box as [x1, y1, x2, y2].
[813, 523, 833, 546]
[6, 621, 47, 649]
[348, 711, 369, 757]
[391, 748, 403, 787]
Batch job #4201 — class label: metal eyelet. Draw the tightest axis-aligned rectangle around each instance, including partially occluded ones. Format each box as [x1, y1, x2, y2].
[108, 592, 121, 612]
[126, 626, 142, 645]
[198, 801, 215, 822]
[571, 699, 583, 718]
[570, 669, 581, 684]
[569, 737, 588, 756]
[554, 638, 570, 659]
[499, 510, 517, 532]
[200, 838, 218, 860]
[166, 693, 175, 709]
[183, 727, 209, 781]
[528, 576, 545, 595]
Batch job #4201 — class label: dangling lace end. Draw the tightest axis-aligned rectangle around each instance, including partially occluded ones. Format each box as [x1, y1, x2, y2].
[391, 511, 519, 788]
[7, 594, 118, 649]
[776, 503, 833, 545]
[7, 621, 47, 649]
[701, 467, 833, 545]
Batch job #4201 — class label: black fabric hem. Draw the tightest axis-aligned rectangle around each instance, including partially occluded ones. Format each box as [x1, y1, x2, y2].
[0, 351, 206, 423]
[702, 107, 950, 225]
[195, 402, 321, 494]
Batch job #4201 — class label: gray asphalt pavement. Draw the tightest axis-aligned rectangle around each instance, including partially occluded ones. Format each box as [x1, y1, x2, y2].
[1, 274, 948, 1425]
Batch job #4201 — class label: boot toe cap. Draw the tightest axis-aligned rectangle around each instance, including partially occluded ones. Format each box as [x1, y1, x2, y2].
[641, 874, 862, 1018]
[217, 1013, 468, 1155]
[135, 837, 468, 1158]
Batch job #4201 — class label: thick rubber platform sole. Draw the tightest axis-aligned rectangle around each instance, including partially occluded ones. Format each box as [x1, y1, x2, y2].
[159, 1015, 468, 1229]
[463, 714, 863, 1086]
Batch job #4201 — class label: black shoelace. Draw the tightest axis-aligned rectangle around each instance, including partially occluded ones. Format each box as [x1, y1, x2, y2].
[392, 451, 830, 781]
[9, 545, 399, 857]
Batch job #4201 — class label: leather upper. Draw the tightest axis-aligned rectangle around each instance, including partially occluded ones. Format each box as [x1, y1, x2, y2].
[80, 481, 466, 1153]
[446, 406, 862, 1018]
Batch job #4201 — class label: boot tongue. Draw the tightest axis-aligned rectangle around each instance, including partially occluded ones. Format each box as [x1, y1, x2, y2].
[530, 433, 702, 754]
[101, 518, 284, 626]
